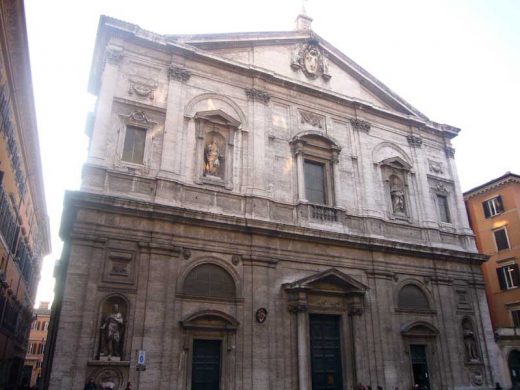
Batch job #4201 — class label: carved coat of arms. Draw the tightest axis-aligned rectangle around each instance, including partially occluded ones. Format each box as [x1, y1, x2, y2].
[291, 43, 331, 81]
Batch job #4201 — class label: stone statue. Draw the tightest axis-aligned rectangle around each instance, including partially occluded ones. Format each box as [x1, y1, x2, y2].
[204, 138, 221, 176]
[391, 189, 406, 214]
[100, 304, 124, 359]
[462, 320, 479, 361]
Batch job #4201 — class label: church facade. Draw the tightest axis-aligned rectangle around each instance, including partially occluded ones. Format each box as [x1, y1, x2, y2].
[46, 15, 498, 390]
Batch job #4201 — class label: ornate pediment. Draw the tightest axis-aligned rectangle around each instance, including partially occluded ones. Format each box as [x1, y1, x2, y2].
[400, 320, 439, 337]
[180, 310, 239, 331]
[194, 109, 241, 128]
[283, 268, 368, 295]
[379, 156, 412, 171]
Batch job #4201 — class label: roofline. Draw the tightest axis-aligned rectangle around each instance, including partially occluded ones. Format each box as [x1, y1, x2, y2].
[463, 172, 520, 199]
[88, 16, 461, 139]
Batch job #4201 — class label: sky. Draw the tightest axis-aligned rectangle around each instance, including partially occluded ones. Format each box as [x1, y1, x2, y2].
[23, 0, 520, 305]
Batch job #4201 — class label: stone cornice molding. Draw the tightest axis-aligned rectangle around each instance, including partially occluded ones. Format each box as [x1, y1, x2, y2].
[0, 0, 51, 255]
[61, 189, 487, 264]
[464, 173, 520, 199]
[90, 16, 460, 139]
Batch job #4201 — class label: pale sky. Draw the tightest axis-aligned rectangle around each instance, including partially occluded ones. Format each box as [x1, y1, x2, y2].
[24, 0, 520, 305]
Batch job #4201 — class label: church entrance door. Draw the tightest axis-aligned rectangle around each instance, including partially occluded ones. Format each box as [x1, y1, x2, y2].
[191, 339, 221, 390]
[410, 344, 431, 390]
[509, 350, 520, 388]
[310, 314, 344, 390]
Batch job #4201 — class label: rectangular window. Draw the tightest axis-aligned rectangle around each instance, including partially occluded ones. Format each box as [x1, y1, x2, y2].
[483, 196, 504, 218]
[122, 125, 146, 164]
[497, 263, 519, 290]
[437, 194, 451, 223]
[494, 228, 510, 251]
[512, 310, 520, 327]
[304, 160, 326, 205]
[44, 321, 49, 331]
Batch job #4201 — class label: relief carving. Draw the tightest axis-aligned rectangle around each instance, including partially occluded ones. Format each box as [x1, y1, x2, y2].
[299, 110, 324, 128]
[428, 160, 443, 175]
[291, 42, 331, 81]
[127, 75, 158, 100]
[168, 64, 191, 82]
[245, 88, 271, 104]
[349, 118, 371, 132]
[407, 135, 423, 148]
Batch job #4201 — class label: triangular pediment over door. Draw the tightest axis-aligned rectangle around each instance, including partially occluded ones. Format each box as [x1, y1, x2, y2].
[283, 268, 368, 314]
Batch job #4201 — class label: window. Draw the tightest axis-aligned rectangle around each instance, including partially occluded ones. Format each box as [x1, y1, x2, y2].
[512, 310, 520, 327]
[304, 160, 326, 204]
[291, 134, 340, 206]
[122, 125, 146, 164]
[483, 196, 504, 218]
[183, 264, 236, 299]
[497, 263, 519, 290]
[397, 284, 430, 310]
[44, 321, 49, 331]
[494, 228, 510, 251]
[436, 194, 451, 223]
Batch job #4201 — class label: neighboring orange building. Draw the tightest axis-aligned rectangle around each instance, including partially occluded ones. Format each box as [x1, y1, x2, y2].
[464, 172, 520, 388]
[23, 301, 51, 387]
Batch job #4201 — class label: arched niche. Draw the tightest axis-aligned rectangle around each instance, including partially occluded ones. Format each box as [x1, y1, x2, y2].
[97, 295, 128, 361]
[192, 109, 242, 188]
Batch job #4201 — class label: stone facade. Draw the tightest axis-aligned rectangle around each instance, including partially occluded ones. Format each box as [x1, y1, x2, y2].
[47, 15, 497, 390]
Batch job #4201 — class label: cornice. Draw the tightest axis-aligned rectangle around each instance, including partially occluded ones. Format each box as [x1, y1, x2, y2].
[464, 173, 520, 200]
[89, 16, 460, 139]
[0, 0, 51, 254]
[61, 190, 486, 264]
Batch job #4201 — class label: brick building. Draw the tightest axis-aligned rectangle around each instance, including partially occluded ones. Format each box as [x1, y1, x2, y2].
[465, 172, 520, 387]
[0, 0, 51, 388]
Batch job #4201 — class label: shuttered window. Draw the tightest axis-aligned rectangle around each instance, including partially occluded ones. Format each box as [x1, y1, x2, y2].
[398, 284, 430, 310]
[183, 264, 236, 299]
[483, 196, 504, 218]
[497, 263, 519, 290]
[494, 228, 510, 251]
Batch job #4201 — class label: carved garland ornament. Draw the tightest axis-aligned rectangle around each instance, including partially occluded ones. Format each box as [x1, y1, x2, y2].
[349, 118, 371, 132]
[407, 135, 423, 148]
[168, 64, 191, 82]
[291, 42, 331, 81]
[244, 88, 271, 104]
[299, 110, 323, 128]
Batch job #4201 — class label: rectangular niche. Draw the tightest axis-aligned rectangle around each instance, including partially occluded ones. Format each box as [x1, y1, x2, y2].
[103, 250, 136, 286]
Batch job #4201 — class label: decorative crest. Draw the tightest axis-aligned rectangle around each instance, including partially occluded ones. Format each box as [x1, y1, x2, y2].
[291, 43, 331, 81]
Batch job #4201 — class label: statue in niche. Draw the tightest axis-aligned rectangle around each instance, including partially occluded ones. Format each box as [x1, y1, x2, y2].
[462, 319, 479, 362]
[389, 175, 406, 214]
[204, 138, 222, 177]
[100, 304, 125, 359]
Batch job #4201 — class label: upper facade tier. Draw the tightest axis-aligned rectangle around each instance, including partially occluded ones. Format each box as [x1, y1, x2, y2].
[82, 16, 476, 254]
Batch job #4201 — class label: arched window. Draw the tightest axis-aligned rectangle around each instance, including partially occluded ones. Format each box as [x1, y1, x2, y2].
[398, 284, 429, 310]
[183, 264, 236, 299]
